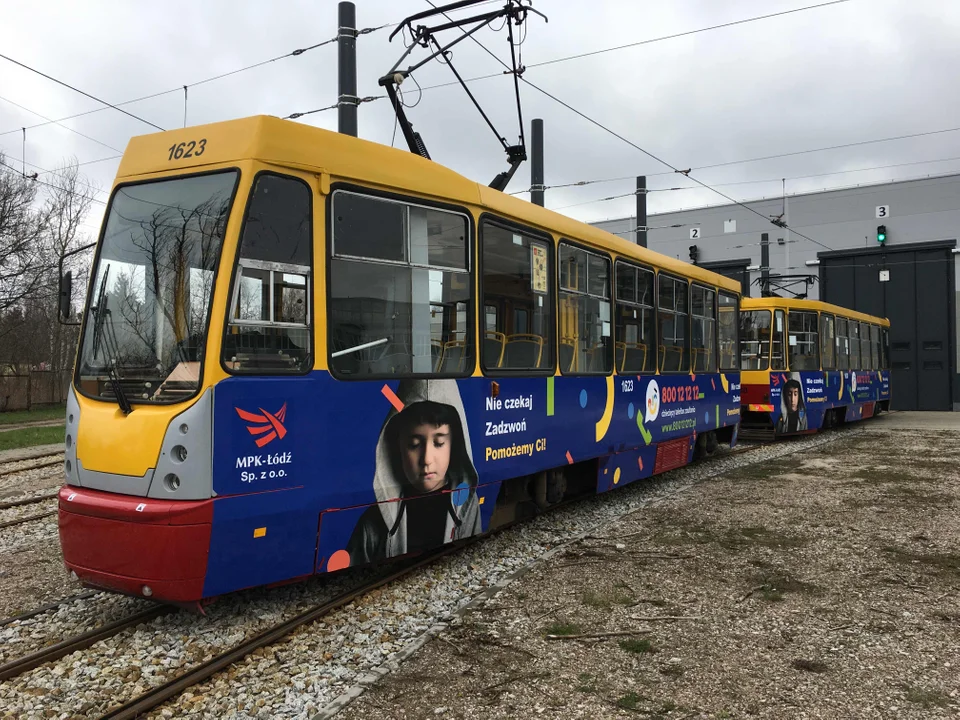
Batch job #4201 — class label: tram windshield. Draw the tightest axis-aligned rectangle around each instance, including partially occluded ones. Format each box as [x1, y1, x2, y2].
[739, 310, 771, 370]
[75, 171, 239, 406]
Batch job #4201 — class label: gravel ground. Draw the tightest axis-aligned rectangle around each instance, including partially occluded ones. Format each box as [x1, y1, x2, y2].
[0, 432, 816, 720]
[0, 461, 74, 619]
[338, 420, 960, 720]
[137, 432, 849, 719]
[4, 421, 942, 720]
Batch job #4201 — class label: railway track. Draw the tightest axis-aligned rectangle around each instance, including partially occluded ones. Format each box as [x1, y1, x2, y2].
[96, 548, 462, 720]
[0, 604, 173, 682]
[0, 590, 98, 628]
[0, 509, 56, 530]
[0, 453, 63, 480]
[0, 438, 784, 717]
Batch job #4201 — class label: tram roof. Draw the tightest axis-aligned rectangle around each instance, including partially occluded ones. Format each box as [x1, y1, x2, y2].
[118, 115, 741, 293]
[742, 297, 890, 326]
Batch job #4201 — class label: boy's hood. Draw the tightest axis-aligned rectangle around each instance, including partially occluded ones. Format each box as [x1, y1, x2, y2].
[371, 379, 477, 528]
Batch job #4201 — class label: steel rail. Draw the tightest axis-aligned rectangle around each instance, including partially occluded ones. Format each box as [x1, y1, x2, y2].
[0, 604, 172, 681]
[97, 547, 466, 720]
[0, 457, 63, 480]
[0, 491, 58, 510]
[0, 510, 56, 530]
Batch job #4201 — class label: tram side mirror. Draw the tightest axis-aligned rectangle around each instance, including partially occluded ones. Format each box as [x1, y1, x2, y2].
[58, 271, 74, 324]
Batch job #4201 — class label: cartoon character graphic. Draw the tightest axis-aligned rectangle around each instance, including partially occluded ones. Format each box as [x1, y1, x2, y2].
[346, 379, 482, 565]
[775, 372, 807, 434]
[645, 379, 661, 423]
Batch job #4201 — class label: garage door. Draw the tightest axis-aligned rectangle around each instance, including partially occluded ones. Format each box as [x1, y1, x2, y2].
[819, 240, 956, 411]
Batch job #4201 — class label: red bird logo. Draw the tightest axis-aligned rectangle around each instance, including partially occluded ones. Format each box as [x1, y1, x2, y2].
[235, 403, 288, 448]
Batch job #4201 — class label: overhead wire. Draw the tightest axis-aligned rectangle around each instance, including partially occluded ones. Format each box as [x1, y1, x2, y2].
[0, 95, 124, 154]
[548, 156, 960, 212]
[406, 0, 836, 250]
[0, 52, 165, 131]
[0, 25, 392, 138]
[415, 0, 855, 93]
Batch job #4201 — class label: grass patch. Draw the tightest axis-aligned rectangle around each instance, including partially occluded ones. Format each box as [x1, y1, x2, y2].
[722, 525, 807, 550]
[619, 638, 656, 654]
[616, 692, 642, 710]
[882, 547, 960, 578]
[748, 569, 819, 602]
[0, 405, 66, 425]
[791, 658, 829, 673]
[543, 621, 580, 637]
[575, 672, 597, 693]
[904, 686, 951, 709]
[0, 425, 65, 452]
[582, 587, 635, 609]
[725, 459, 795, 482]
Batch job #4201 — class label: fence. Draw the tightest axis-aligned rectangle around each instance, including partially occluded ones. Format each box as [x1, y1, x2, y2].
[0, 371, 72, 412]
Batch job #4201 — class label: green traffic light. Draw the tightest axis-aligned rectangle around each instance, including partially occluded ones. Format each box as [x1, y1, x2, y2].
[878, 233, 886, 242]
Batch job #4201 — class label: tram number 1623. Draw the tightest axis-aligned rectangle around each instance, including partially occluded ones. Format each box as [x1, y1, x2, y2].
[167, 139, 207, 161]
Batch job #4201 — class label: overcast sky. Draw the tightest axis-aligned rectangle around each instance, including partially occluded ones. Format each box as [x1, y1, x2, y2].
[2, 0, 959, 241]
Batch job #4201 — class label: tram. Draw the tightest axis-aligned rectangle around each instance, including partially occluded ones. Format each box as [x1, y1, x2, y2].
[738, 297, 890, 440]
[57, 116, 742, 604]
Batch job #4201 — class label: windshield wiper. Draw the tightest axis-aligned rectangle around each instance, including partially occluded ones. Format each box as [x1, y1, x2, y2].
[89, 265, 133, 415]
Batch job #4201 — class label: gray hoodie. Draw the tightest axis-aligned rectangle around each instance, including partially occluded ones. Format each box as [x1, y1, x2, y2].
[346, 379, 483, 565]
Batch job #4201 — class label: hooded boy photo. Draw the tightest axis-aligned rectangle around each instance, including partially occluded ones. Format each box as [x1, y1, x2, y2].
[347, 379, 482, 565]
[775, 373, 808, 434]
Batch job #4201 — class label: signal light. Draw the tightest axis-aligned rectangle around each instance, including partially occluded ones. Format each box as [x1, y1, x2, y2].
[877, 225, 887, 244]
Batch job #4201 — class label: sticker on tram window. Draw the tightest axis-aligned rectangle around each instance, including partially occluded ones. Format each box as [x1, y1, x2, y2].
[167, 139, 207, 161]
[530, 244, 548, 294]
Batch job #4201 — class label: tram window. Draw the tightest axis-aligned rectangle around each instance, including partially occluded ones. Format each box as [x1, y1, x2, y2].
[328, 191, 472, 377]
[847, 320, 869, 370]
[771, 309, 786, 370]
[559, 243, 612, 375]
[788, 311, 819, 370]
[739, 310, 770, 370]
[718, 292, 739, 371]
[481, 220, 554, 372]
[223, 173, 313, 374]
[657, 274, 688, 372]
[691, 285, 717, 373]
[615, 261, 655, 373]
[820, 313, 836, 369]
[881, 328, 890, 369]
[836, 317, 849, 370]
[868, 324, 879, 370]
[863, 322, 875, 370]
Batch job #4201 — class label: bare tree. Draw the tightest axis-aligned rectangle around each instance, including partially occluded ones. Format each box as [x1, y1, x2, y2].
[0, 153, 49, 313]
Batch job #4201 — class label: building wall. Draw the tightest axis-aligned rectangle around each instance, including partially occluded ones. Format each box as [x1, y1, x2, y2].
[590, 173, 960, 409]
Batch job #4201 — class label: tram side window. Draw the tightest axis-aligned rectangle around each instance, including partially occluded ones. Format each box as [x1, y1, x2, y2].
[223, 173, 313, 373]
[328, 191, 472, 377]
[739, 310, 770, 370]
[868, 324, 879, 370]
[849, 320, 861, 369]
[836, 317, 849, 370]
[788, 311, 819, 370]
[820, 313, 836, 369]
[863, 322, 875, 370]
[658, 274, 688, 372]
[881, 327, 890, 369]
[481, 220, 554, 372]
[615, 262, 655, 373]
[718, 292, 739, 371]
[558, 243, 612, 374]
[691, 285, 717, 372]
[771, 309, 786, 370]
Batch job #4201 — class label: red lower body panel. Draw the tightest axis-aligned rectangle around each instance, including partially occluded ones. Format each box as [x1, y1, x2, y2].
[58, 486, 213, 603]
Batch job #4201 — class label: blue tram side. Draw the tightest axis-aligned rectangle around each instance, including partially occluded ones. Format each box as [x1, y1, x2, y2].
[58, 117, 742, 604]
[738, 297, 891, 440]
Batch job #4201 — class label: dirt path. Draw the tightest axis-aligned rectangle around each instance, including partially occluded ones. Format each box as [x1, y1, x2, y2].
[338, 422, 960, 719]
